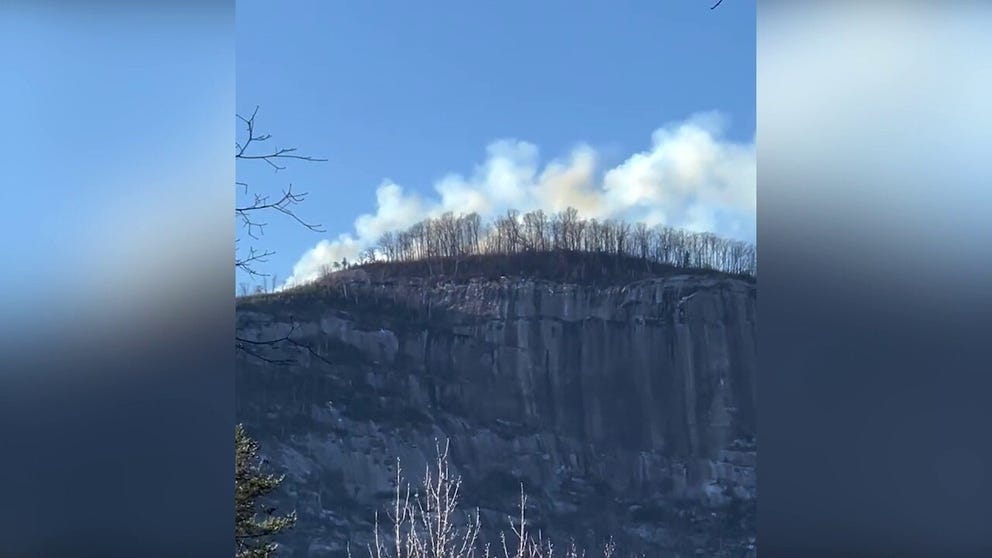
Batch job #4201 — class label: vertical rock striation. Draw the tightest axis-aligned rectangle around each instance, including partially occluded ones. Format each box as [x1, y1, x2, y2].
[236, 273, 756, 557]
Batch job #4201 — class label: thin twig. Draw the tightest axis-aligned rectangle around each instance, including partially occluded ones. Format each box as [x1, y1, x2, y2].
[235, 322, 333, 366]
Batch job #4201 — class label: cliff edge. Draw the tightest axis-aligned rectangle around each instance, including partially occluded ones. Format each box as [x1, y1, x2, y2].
[236, 271, 756, 557]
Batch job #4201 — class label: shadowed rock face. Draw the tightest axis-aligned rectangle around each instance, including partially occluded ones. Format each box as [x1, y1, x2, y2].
[236, 274, 756, 558]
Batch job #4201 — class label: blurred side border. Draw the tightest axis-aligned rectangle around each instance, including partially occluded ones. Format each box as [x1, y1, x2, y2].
[759, 1, 992, 556]
[0, 2, 235, 557]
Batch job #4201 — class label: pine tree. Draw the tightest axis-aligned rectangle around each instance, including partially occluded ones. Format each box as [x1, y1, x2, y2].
[235, 424, 296, 558]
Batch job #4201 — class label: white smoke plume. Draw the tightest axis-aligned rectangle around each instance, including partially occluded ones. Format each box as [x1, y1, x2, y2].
[282, 111, 754, 289]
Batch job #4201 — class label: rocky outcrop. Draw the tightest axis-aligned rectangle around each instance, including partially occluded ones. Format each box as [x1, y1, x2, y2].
[236, 273, 756, 557]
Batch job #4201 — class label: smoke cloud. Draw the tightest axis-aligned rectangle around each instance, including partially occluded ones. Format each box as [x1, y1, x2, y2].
[283, 112, 755, 288]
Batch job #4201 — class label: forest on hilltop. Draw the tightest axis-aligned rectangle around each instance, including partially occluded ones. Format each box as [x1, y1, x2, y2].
[308, 207, 755, 287]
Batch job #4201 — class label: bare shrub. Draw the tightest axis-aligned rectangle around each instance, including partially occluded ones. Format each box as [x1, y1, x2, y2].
[363, 440, 619, 558]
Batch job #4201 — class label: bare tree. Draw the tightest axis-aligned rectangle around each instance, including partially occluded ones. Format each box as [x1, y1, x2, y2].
[369, 440, 482, 558]
[235, 106, 326, 281]
[235, 106, 332, 365]
[362, 247, 379, 265]
[366, 440, 626, 558]
[368, 207, 756, 280]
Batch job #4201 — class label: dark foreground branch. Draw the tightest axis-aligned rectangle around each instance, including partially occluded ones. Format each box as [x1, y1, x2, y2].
[235, 322, 333, 366]
[235, 105, 326, 279]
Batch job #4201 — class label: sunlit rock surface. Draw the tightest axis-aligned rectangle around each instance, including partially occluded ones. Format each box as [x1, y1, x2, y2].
[237, 273, 756, 558]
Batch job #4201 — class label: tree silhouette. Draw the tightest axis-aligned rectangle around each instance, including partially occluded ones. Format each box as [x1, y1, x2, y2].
[236, 424, 296, 558]
[357, 209, 755, 279]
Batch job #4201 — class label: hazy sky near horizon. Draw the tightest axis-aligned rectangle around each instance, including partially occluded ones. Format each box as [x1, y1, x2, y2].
[237, 0, 755, 288]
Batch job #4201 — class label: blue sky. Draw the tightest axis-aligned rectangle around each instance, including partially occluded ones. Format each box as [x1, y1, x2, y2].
[236, 0, 755, 288]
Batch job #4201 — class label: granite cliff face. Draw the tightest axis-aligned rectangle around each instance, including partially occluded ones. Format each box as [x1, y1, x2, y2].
[236, 272, 756, 557]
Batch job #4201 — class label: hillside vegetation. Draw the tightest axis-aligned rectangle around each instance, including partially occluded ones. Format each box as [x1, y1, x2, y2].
[261, 208, 754, 298]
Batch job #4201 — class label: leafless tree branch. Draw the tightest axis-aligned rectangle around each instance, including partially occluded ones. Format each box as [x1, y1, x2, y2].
[236, 105, 328, 169]
[236, 183, 325, 237]
[235, 106, 330, 365]
[235, 105, 326, 279]
[235, 321, 334, 367]
[236, 243, 275, 277]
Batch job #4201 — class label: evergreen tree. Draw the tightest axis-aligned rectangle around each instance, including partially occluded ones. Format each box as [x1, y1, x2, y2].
[235, 424, 296, 558]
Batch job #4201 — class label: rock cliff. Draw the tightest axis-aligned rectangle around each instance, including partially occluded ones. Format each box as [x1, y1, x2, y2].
[236, 272, 756, 557]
